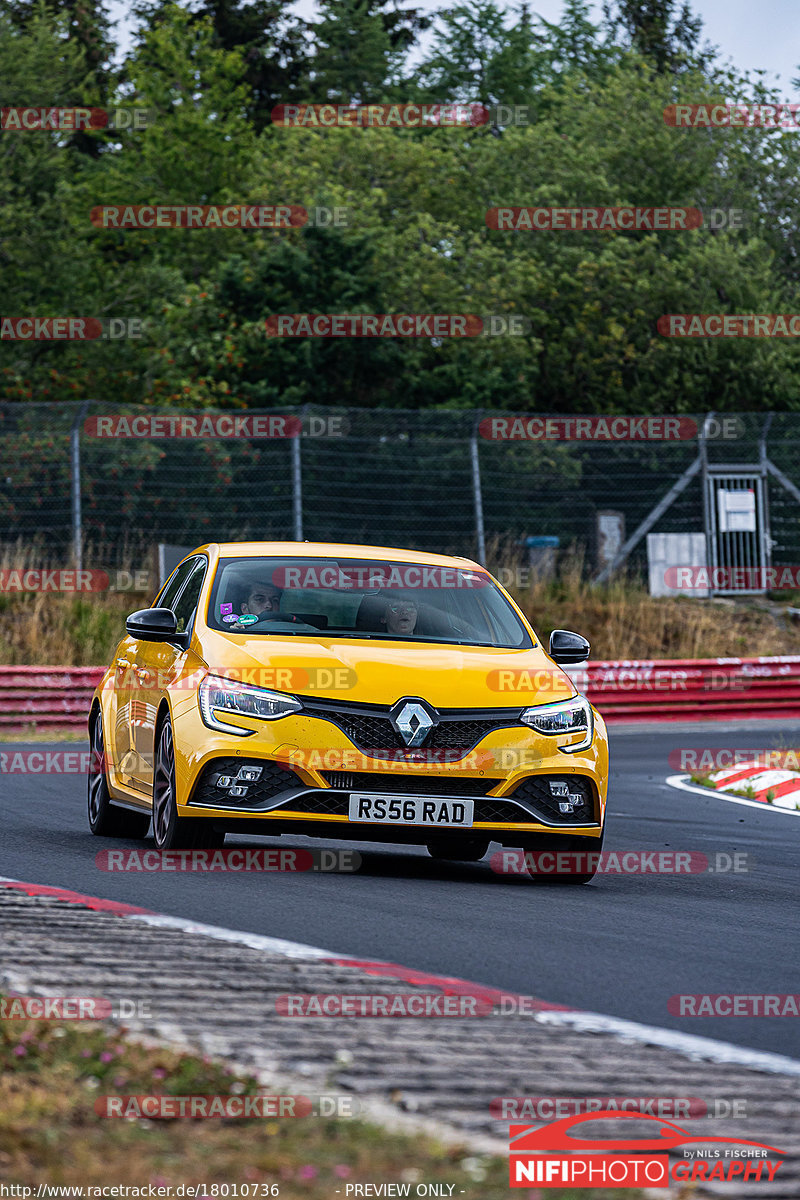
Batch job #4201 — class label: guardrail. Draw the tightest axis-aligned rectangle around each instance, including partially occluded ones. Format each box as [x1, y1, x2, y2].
[2, 657, 800, 736]
[569, 656, 800, 722]
[0, 667, 104, 734]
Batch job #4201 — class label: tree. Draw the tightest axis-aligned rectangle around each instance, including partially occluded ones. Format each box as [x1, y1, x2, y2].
[602, 0, 715, 74]
[129, 0, 310, 130]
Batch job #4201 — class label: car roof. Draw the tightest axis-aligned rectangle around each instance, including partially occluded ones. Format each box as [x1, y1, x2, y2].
[190, 542, 484, 570]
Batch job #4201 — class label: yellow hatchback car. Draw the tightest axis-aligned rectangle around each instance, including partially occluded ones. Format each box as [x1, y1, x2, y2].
[89, 542, 608, 882]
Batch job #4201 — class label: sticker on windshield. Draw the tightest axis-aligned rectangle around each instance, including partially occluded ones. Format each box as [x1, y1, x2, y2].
[238, 614, 259, 625]
[220, 602, 233, 614]
[222, 613, 241, 623]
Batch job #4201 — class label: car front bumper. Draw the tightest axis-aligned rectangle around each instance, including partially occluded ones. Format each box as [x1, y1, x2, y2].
[167, 701, 608, 843]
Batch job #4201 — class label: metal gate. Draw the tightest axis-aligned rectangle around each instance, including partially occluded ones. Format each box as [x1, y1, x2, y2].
[703, 470, 771, 594]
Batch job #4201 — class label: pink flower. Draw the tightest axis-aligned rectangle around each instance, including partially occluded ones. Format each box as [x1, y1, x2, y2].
[13, 1045, 27, 1057]
[152, 1068, 167, 1080]
[80, 1049, 92, 1058]
[20, 1031, 35, 1043]
[334, 1165, 351, 1178]
[298, 1166, 318, 1180]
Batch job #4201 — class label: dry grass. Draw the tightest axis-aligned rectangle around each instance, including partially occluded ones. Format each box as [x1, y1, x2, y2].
[2, 540, 798, 665]
[488, 538, 800, 661]
[0, 541, 153, 666]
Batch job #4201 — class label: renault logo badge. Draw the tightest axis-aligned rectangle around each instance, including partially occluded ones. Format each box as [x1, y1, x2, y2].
[391, 699, 436, 748]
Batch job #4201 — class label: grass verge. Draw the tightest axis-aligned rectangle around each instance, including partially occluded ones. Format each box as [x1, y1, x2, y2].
[0, 1002, 647, 1199]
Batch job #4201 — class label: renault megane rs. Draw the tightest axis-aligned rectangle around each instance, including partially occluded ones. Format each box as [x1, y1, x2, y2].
[88, 542, 608, 882]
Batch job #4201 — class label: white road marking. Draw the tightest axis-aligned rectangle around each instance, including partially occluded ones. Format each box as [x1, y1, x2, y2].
[666, 773, 800, 816]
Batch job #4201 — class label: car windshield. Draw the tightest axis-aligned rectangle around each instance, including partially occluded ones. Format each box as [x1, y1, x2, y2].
[206, 556, 533, 649]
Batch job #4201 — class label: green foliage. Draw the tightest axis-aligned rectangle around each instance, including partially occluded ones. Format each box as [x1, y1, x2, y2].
[2, 0, 800, 413]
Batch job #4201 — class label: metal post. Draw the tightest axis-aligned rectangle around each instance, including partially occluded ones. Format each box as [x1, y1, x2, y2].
[291, 408, 304, 541]
[758, 413, 773, 575]
[470, 422, 486, 564]
[700, 411, 713, 582]
[70, 400, 90, 571]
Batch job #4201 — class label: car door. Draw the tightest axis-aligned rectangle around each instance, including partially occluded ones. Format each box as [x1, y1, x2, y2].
[112, 560, 197, 787]
[105, 631, 139, 787]
[129, 556, 208, 794]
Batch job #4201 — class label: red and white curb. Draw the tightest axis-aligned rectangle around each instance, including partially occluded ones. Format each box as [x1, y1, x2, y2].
[3, 874, 800, 1078]
[667, 770, 800, 815]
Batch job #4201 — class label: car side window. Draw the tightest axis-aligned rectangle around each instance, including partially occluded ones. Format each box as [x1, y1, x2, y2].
[157, 559, 197, 613]
[172, 558, 207, 634]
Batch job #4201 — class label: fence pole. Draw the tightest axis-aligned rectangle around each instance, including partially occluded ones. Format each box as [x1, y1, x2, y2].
[292, 407, 304, 541]
[470, 420, 486, 563]
[70, 400, 90, 571]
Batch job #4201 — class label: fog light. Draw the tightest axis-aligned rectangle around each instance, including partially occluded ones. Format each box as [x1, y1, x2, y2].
[550, 781, 569, 797]
[237, 766, 262, 782]
[229, 785, 248, 798]
[215, 775, 233, 788]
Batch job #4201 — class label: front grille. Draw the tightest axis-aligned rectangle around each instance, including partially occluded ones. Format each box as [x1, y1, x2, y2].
[474, 799, 532, 823]
[280, 792, 349, 816]
[321, 771, 497, 796]
[302, 700, 524, 754]
[190, 758, 302, 807]
[508, 775, 595, 824]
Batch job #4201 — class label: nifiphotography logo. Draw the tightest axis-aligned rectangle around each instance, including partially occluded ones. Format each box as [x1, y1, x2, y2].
[508, 1111, 785, 1188]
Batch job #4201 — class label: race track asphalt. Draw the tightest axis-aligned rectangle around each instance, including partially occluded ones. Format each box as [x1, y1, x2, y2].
[2, 718, 799, 1058]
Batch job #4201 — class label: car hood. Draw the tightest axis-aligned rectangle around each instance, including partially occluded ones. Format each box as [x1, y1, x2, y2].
[197, 629, 575, 708]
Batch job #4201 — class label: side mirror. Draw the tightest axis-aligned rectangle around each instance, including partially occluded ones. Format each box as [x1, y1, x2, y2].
[549, 628, 590, 664]
[126, 607, 183, 644]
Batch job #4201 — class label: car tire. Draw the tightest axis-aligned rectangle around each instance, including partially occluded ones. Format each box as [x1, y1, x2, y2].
[152, 717, 225, 850]
[88, 711, 151, 838]
[519, 827, 605, 885]
[425, 837, 490, 862]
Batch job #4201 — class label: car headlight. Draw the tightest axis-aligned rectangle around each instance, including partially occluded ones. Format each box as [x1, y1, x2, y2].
[520, 696, 593, 753]
[199, 675, 302, 735]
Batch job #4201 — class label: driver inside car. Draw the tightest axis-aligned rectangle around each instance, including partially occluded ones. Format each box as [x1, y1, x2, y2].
[230, 580, 288, 628]
[240, 581, 283, 618]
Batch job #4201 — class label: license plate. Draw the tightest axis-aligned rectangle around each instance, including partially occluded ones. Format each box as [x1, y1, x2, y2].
[348, 794, 474, 827]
